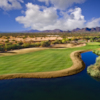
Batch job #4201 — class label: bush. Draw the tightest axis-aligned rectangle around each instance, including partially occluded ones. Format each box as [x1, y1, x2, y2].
[95, 50, 99, 54]
[18, 41, 23, 45]
[87, 65, 94, 73]
[5, 39, 9, 43]
[31, 43, 41, 47]
[41, 41, 50, 47]
[22, 43, 31, 48]
[0, 46, 4, 51]
[92, 50, 95, 53]
[96, 57, 100, 63]
[87, 57, 100, 78]
[62, 38, 67, 44]
[51, 40, 62, 44]
[15, 44, 22, 49]
[96, 39, 100, 42]
[4, 43, 22, 51]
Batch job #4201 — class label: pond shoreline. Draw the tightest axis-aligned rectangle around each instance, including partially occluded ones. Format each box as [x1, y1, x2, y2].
[0, 50, 91, 80]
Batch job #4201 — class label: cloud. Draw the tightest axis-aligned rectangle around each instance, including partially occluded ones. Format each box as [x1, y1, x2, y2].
[86, 18, 100, 28]
[39, 0, 49, 5]
[16, 3, 86, 31]
[0, 0, 24, 11]
[38, 0, 85, 10]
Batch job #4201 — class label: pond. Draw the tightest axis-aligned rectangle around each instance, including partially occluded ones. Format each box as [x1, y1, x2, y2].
[0, 51, 99, 100]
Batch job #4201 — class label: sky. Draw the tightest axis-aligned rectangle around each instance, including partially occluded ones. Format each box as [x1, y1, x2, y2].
[0, 0, 100, 32]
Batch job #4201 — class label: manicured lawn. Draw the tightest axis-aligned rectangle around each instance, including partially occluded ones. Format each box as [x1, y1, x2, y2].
[87, 42, 100, 45]
[0, 43, 99, 75]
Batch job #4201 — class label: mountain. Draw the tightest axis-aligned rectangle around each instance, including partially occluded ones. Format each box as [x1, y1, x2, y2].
[24, 27, 100, 33]
[72, 28, 80, 32]
[72, 27, 100, 32]
[42, 29, 63, 33]
[95, 27, 100, 31]
[78, 27, 91, 32]
[1, 27, 100, 33]
[23, 30, 40, 33]
[23, 29, 63, 33]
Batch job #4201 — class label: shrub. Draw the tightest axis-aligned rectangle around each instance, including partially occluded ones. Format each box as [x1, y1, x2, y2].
[15, 41, 17, 43]
[87, 57, 100, 78]
[92, 50, 95, 53]
[96, 57, 100, 63]
[22, 43, 31, 48]
[51, 40, 62, 44]
[62, 38, 67, 44]
[87, 65, 94, 73]
[5, 39, 9, 43]
[4, 43, 22, 51]
[95, 50, 99, 55]
[15, 44, 22, 49]
[0, 46, 4, 51]
[41, 41, 50, 47]
[18, 41, 23, 45]
[7, 42, 12, 45]
[12, 40, 15, 41]
[31, 43, 41, 47]
[4, 44, 8, 51]
[96, 39, 100, 42]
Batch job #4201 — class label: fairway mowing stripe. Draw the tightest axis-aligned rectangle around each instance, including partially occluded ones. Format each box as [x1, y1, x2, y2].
[39, 57, 64, 70]
[36, 56, 53, 64]
[35, 52, 68, 68]
[46, 58, 66, 69]
[17, 54, 37, 62]
[31, 53, 51, 63]
[22, 51, 51, 63]
[6, 50, 46, 63]
[15, 54, 44, 64]
[44, 56, 64, 66]
[0, 50, 71, 73]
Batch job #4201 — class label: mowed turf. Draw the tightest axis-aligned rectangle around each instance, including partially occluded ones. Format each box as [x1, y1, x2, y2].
[0, 42, 99, 75]
[87, 42, 100, 45]
[0, 49, 72, 74]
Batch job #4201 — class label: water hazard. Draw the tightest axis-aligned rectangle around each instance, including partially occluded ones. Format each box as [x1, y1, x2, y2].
[0, 51, 99, 100]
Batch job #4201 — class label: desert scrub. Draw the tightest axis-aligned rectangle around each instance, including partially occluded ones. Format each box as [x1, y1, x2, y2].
[51, 40, 62, 44]
[87, 56, 100, 78]
[41, 41, 50, 47]
[93, 49, 100, 55]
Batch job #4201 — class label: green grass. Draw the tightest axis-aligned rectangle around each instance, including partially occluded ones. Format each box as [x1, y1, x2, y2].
[87, 42, 100, 45]
[0, 43, 100, 75]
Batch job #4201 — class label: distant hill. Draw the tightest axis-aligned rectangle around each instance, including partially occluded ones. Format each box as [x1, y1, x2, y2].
[23, 30, 40, 33]
[1, 27, 100, 33]
[25, 27, 100, 33]
[23, 29, 63, 33]
[73, 27, 100, 32]
[42, 29, 63, 33]
[72, 28, 80, 32]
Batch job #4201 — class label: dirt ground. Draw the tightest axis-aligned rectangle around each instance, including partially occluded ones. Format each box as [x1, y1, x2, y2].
[51, 43, 86, 48]
[0, 36, 63, 43]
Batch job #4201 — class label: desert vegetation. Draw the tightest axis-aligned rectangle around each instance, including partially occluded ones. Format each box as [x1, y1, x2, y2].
[87, 56, 100, 78]
[87, 45, 100, 78]
[0, 33, 100, 51]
